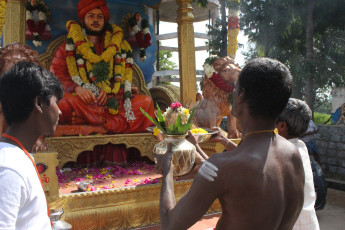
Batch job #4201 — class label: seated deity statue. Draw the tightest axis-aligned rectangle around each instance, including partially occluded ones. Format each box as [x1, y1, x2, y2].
[49, 0, 155, 136]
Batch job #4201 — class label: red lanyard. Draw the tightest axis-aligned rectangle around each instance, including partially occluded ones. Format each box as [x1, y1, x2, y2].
[2, 133, 51, 222]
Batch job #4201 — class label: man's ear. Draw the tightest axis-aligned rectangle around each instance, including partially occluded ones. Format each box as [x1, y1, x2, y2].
[33, 96, 43, 113]
[276, 121, 288, 134]
[238, 88, 246, 104]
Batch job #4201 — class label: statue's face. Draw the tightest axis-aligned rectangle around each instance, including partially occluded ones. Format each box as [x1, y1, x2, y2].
[84, 8, 105, 34]
[135, 13, 141, 23]
[31, 0, 38, 7]
[0, 50, 28, 74]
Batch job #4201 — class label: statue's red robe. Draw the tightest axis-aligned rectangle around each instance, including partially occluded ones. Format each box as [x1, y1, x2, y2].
[50, 41, 154, 136]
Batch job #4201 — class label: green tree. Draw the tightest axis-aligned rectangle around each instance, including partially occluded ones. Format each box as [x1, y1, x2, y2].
[240, 0, 345, 114]
[206, 0, 240, 57]
[157, 45, 177, 85]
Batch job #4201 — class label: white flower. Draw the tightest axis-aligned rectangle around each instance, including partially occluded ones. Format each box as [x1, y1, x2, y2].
[26, 11, 33, 20]
[33, 40, 42, 47]
[124, 80, 131, 92]
[121, 53, 126, 59]
[126, 58, 134, 64]
[203, 63, 216, 78]
[38, 11, 47, 21]
[143, 27, 150, 35]
[72, 76, 84, 86]
[163, 107, 172, 117]
[140, 56, 146, 62]
[85, 83, 99, 97]
[77, 58, 84, 65]
[124, 98, 136, 122]
[66, 43, 75, 51]
[133, 25, 140, 34]
[116, 54, 121, 59]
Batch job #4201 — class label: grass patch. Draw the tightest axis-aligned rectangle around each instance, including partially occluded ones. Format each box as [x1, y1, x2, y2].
[314, 112, 331, 125]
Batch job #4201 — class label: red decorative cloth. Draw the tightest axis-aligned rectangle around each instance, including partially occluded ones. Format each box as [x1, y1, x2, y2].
[77, 0, 110, 23]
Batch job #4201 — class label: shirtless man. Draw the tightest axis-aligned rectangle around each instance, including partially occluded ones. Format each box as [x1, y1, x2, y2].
[156, 58, 305, 230]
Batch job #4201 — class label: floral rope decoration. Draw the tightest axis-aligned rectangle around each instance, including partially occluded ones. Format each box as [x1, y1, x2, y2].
[25, 0, 48, 47]
[0, 0, 6, 38]
[65, 20, 135, 120]
[227, 0, 240, 59]
[128, 14, 151, 61]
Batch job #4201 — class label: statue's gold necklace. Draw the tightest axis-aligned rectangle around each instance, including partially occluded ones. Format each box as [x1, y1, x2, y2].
[239, 128, 278, 145]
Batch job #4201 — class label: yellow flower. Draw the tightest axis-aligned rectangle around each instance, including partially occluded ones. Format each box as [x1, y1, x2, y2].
[86, 174, 93, 179]
[191, 128, 208, 134]
[153, 127, 161, 136]
[109, 108, 119, 115]
[182, 108, 189, 116]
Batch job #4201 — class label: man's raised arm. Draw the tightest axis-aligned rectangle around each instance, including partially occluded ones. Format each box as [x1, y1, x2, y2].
[157, 145, 223, 230]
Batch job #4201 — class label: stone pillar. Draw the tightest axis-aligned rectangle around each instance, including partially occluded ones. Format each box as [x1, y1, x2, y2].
[176, 0, 196, 107]
[4, 0, 26, 45]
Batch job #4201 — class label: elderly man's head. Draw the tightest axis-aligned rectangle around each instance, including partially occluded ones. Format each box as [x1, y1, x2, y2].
[276, 98, 312, 139]
[77, 0, 110, 34]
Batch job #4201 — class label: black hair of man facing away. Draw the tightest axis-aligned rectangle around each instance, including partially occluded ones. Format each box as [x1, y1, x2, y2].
[0, 61, 63, 229]
[155, 58, 305, 230]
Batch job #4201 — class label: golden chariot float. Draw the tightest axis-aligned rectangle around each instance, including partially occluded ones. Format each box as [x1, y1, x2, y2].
[0, 0, 241, 229]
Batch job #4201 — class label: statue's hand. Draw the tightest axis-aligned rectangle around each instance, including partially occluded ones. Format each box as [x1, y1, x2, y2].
[97, 90, 108, 106]
[75, 86, 96, 105]
[131, 87, 138, 94]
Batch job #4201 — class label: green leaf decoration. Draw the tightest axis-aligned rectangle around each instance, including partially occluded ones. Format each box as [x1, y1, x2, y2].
[187, 106, 196, 124]
[155, 104, 166, 129]
[140, 107, 166, 133]
[107, 97, 118, 110]
[93, 61, 110, 83]
[166, 124, 175, 135]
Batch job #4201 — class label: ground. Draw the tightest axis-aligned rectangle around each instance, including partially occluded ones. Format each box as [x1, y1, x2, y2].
[139, 188, 345, 230]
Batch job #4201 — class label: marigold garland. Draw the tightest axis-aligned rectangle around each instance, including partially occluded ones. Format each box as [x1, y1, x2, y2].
[65, 20, 135, 120]
[0, 0, 6, 38]
[227, 2, 240, 59]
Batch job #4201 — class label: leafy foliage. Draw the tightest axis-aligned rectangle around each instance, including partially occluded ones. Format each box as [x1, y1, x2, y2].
[206, 0, 241, 56]
[240, 0, 345, 110]
[314, 112, 331, 125]
[157, 41, 178, 85]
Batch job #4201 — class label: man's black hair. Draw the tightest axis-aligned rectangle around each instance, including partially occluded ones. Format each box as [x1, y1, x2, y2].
[237, 58, 293, 119]
[0, 61, 63, 125]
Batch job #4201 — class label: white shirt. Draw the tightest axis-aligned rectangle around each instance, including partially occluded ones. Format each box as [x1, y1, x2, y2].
[289, 138, 320, 230]
[0, 142, 51, 230]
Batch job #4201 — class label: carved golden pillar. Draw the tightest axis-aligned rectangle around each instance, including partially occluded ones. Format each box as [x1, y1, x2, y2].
[176, 0, 196, 107]
[4, 0, 26, 45]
